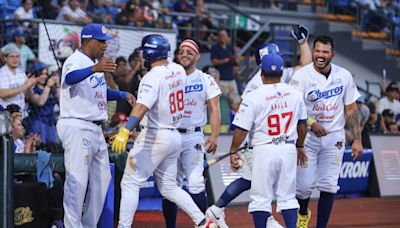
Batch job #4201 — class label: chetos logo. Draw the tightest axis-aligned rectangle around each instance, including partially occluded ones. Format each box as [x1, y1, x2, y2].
[185, 84, 203, 93]
[307, 86, 343, 102]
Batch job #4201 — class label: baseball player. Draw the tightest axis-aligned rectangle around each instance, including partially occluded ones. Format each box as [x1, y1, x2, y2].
[112, 34, 212, 228]
[229, 53, 308, 228]
[206, 25, 312, 228]
[162, 38, 222, 228]
[56, 23, 134, 228]
[289, 35, 363, 228]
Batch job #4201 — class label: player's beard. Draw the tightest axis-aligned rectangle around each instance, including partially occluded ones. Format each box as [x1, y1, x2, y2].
[313, 56, 332, 72]
[180, 58, 195, 71]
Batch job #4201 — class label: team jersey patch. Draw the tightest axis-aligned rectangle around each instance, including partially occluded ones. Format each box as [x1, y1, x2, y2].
[185, 84, 203, 93]
[307, 85, 343, 102]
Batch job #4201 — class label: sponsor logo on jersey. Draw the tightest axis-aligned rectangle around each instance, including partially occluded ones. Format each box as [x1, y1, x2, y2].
[89, 75, 106, 88]
[169, 79, 183, 89]
[191, 78, 202, 84]
[307, 85, 343, 102]
[266, 92, 290, 101]
[335, 141, 343, 150]
[315, 114, 334, 122]
[165, 74, 176, 79]
[95, 91, 105, 99]
[144, 43, 157, 48]
[185, 84, 203, 93]
[271, 135, 289, 144]
[289, 79, 299, 86]
[185, 98, 197, 106]
[312, 103, 338, 111]
[173, 113, 183, 123]
[97, 101, 106, 110]
[340, 161, 370, 178]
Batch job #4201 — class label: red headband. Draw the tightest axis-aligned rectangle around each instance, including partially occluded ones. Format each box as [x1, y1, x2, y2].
[179, 39, 199, 54]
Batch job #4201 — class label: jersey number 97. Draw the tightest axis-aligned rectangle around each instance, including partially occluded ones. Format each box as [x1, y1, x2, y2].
[267, 112, 293, 136]
[169, 90, 184, 114]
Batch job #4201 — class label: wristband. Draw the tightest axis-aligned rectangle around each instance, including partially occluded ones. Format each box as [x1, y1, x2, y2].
[307, 117, 315, 126]
[125, 115, 138, 131]
[296, 144, 304, 148]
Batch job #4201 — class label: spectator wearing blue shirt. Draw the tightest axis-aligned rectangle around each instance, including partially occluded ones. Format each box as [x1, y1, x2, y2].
[26, 62, 60, 143]
[210, 29, 240, 101]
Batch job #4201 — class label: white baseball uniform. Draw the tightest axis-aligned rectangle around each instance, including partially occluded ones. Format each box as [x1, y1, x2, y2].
[118, 63, 206, 227]
[239, 67, 294, 180]
[233, 82, 307, 213]
[176, 69, 221, 194]
[289, 63, 360, 199]
[56, 49, 111, 228]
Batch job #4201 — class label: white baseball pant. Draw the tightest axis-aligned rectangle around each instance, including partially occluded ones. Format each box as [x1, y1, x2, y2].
[249, 144, 299, 213]
[118, 129, 205, 227]
[296, 130, 345, 199]
[177, 131, 205, 194]
[57, 119, 111, 228]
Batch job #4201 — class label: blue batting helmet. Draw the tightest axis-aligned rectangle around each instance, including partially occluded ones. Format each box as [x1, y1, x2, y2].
[255, 43, 280, 66]
[141, 34, 170, 62]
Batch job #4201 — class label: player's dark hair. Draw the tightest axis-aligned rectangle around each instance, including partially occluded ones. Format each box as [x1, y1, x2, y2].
[115, 56, 126, 65]
[261, 69, 283, 79]
[313, 35, 335, 50]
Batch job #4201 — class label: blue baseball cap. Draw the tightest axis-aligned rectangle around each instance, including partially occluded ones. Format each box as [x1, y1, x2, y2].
[260, 54, 284, 73]
[31, 62, 47, 73]
[14, 29, 26, 37]
[81, 24, 112, 41]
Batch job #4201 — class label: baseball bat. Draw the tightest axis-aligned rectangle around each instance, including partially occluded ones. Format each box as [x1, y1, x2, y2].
[204, 145, 249, 170]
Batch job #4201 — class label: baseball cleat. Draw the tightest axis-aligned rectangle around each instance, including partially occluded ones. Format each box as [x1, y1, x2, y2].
[266, 216, 284, 228]
[205, 205, 229, 228]
[297, 209, 311, 228]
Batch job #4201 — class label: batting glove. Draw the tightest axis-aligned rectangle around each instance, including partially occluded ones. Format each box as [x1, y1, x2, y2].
[291, 25, 309, 44]
[112, 127, 130, 154]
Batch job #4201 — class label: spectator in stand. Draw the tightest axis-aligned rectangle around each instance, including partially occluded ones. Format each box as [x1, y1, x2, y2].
[108, 55, 141, 116]
[133, 0, 156, 27]
[0, 46, 38, 118]
[174, 0, 195, 37]
[116, 0, 137, 25]
[56, 0, 92, 25]
[377, 81, 400, 115]
[380, 109, 396, 134]
[37, 0, 63, 19]
[14, 0, 37, 31]
[90, 0, 119, 24]
[11, 114, 41, 153]
[25, 62, 60, 144]
[1, 29, 38, 72]
[210, 29, 240, 101]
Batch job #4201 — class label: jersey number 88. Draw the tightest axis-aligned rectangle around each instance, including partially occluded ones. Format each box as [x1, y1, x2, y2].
[169, 90, 184, 114]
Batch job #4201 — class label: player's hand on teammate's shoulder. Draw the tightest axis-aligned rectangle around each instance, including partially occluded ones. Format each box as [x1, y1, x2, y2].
[297, 147, 308, 167]
[311, 122, 328, 137]
[92, 58, 117, 73]
[126, 92, 136, 107]
[351, 139, 363, 160]
[205, 135, 218, 154]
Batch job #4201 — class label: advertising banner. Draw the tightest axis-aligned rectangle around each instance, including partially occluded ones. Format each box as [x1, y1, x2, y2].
[38, 23, 177, 67]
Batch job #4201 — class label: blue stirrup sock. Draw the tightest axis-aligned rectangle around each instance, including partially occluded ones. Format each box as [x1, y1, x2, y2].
[282, 208, 297, 228]
[317, 191, 335, 228]
[215, 178, 251, 208]
[251, 211, 271, 228]
[162, 198, 178, 228]
[190, 191, 207, 213]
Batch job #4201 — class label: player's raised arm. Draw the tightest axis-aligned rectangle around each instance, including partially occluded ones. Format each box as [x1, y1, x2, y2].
[291, 24, 312, 73]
